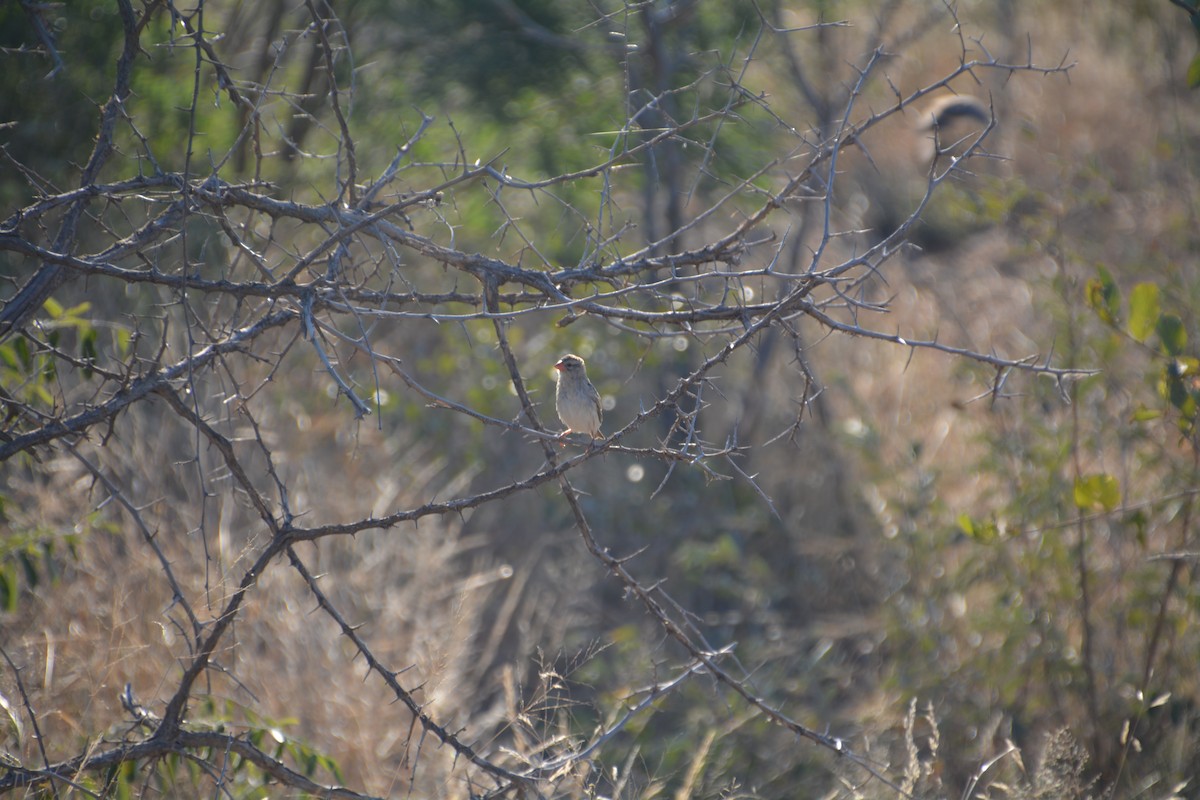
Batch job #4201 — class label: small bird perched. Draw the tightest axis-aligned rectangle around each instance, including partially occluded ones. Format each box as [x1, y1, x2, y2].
[554, 354, 603, 440]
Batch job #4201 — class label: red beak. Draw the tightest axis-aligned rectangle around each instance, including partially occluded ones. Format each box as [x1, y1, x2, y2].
[554, 361, 565, 371]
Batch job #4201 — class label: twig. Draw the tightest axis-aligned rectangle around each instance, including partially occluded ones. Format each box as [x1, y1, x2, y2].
[301, 291, 372, 419]
[64, 441, 203, 636]
[0, 309, 298, 463]
[0, 727, 381, 799]
[285, 546, 527, 789]
[0, 645, 62, 799]
[16, 0, 65, 79]
[521, 655, 718, 775]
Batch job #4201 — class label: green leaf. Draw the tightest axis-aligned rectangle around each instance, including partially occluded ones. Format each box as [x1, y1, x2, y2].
[1131, 406, 1162, 422]
[1085, 270, 1120, 325]
[957, 514, 998, 543]
[1188, 53, 1200, 89]
[31, 383, 54, 407]
[1167, 357, 1199, 378]
[41, 297, 63, 320]
[1126, 508, 1149, 548]
[13, 338, 31, 371]
[1073, 473, 1121, 511]
[80, 328, 98, 380]
[1127, 283, 1160, 342]
[0, 344, 17, 372]
[62, 301, 92, 319]
[0, 567, 16, 613]
[113, 327, 132, 358]
[1164, 364, 1199, 424]
[1158, 314, 1187, 355]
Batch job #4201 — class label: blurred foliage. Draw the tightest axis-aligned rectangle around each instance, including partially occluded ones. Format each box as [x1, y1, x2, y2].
[0, 505, 87, 615]
[873, 118, 1200, 793]
[0, 298, 101, 612]
[0, 1, 124, 203]
[72, 697, 347, 799]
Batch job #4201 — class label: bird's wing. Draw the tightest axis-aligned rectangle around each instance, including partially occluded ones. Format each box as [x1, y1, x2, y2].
[590, 383, 602, 423]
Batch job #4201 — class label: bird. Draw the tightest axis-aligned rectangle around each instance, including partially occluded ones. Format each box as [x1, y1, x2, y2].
[919, 94, 989, 132]
[553, 354, 603, 440]
[916, 94, 990, 163]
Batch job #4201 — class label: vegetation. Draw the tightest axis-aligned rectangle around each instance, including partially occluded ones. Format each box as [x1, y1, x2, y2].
[1, 1, 1199, 798]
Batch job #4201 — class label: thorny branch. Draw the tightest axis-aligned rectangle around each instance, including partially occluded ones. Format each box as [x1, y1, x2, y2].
[0, 1, 1079, 797]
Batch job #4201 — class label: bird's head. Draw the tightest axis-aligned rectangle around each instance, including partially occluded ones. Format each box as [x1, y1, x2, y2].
[555, 354, 585, 373]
